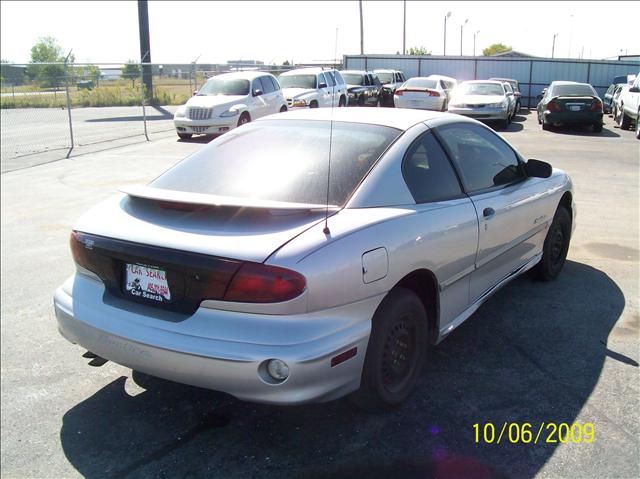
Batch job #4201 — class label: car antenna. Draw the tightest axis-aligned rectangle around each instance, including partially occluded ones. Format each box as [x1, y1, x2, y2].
[323, 27, 339, 236]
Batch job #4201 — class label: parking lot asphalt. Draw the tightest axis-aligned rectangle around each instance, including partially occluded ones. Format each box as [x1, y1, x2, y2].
[1, 111, 638, 479]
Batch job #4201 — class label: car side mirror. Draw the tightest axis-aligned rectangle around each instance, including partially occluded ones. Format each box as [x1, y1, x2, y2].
[253, 89, 263, 97]
[629, 86, 640, 93]
[525, 159, 552, 178]
[318, 82, 327, 89]
[193, 90, 198, 96]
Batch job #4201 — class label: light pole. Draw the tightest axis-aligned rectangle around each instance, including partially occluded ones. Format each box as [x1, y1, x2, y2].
[460, 19, 468, 56]
[403, 0, 406, 55]
[359, 0, 364, 55]
[551, 33, 559, 58]
[473, 30, 480, 57]
[443, 11, 452, 55]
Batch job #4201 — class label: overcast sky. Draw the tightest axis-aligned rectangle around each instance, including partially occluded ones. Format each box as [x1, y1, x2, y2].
[1, 1, 638, 65]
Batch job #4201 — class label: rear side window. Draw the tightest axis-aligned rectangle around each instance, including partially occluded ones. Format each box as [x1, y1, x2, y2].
[333, 71, 345, 85]
[325, 71, 336, 87]
[318, 72, 327, 87]
[152, 120, 401, 206]
[402, 131, 462, 203]
[268, 76, 280, 91]
[436, 123, 524, 193]
[259, 76, 276, 94]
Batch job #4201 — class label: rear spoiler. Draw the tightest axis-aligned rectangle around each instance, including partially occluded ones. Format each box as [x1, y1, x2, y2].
[120, 184, 339, 212]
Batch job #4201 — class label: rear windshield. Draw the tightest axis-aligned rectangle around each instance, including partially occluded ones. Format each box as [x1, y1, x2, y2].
[342, 73, 364, 85]
[456, 83, 505, 96]
[376, 72, 394, 84]
[198, 78, 250, 96]
[551, 84, 597, 96]
[279, 74, 316, 89]
[405, 78, 438, 89]
[151, 120, 401, 206]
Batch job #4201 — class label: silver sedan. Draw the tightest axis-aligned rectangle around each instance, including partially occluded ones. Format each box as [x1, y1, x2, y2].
[54, 108, 575, 411]
[448, 80, 516, 129]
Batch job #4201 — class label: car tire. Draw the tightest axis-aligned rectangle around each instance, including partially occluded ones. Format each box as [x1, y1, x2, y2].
[537, 112, 542, 125]
[636, 109, 640, 139]
[358, 95, 365, 107]
[279, 105, 287, 113]
[309, 100, 319, 108]
[619, 104, 631, 130]
[500, 117, 509, 129]
[542, 120, 550, 131]
[516, 100, 521, 114]
[348, 287, 428, 412]
[177, 133, 192, 140]
[593, 123, 603, 133]
[338, 95, 346, 107]
[237, 112, 250, 127]
[530, 206, 571, 281]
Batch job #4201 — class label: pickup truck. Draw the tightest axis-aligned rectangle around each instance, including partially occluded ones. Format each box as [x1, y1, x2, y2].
[617, 73, 640, 138]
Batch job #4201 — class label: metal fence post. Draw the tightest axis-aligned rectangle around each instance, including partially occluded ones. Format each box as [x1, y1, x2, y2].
[527, 60, 534, 109]
[140, 61, 149, 141]
[64, 54, 75, 158]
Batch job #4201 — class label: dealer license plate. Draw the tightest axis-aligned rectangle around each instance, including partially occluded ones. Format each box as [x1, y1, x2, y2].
[569, 105, 581, 111]
[124, 263, 171, 303]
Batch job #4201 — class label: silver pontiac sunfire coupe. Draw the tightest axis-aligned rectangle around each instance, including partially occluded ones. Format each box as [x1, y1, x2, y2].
[54, 108, 575, 411]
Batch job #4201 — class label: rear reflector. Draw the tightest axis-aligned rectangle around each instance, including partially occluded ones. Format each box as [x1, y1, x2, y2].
[395, 89, 404, 96]
[224, 263, 306, 303]
[70, 231, 94, 272]
[331, 347, 358, 367]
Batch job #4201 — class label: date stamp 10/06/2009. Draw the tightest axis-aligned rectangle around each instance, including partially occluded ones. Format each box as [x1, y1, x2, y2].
[473, 422, 595, 445]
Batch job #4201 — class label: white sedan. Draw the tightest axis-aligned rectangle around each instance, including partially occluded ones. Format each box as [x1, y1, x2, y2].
[173, 71, 288, 140]
[393, 76, 454, 111]
[447, 80, 515, 129]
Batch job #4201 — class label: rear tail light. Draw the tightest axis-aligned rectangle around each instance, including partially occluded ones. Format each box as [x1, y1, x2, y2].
[590, 100, 603, 112]
[395, 89, 404, 96]
[70, 231, 94, 272]
[224, 263, 306, 303]
[547, 101, 561, 112]
[426, 89, 441, 97]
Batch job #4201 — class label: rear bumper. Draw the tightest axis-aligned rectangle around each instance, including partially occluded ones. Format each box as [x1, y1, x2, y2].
[54, 274, 377, 404]
[448, 107, 508, 120]
[543, 111, 603, 125]
[395, 96, 444, 111]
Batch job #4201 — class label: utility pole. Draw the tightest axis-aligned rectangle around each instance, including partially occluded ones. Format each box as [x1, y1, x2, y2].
[138, 0, 152, 99]
[443, 12, 451, 55]
[473, 30, 480, 57]
[552, 33, 558, 58]
[359, 0, 364, 55]
[460, 19, 468, 56]
[402, 0, 406, 55]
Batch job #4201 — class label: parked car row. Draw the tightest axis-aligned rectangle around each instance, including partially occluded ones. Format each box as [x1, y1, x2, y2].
[173, 68, 638, 139]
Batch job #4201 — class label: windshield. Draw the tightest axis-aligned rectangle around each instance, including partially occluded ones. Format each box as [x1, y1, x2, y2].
[405, 78, 438, 89]
[455, 83, 505, 96]
[342, 73, 364, 86]
[198, 78, 250, 96]
[151, 120, 401, 206]
[376, 72, 394, 84]
[279, 74, 317, 89]
[551, 84, 597, 96]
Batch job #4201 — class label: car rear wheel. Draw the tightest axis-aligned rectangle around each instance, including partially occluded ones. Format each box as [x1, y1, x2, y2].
[177, 133, 192, 140]
[542, 120, 550, 130]
[349, 288, 428, 412]
[279, 105, 287, 113]
[338, 95, 346, 107]
[237, 112, 250, 127]
[530, 206, 571, 281]
[636, 109, 640, 139]
[309, 100, 319, 108]
[619, 104, 631, 129]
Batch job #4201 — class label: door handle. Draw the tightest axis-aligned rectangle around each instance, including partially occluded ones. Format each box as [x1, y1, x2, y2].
[483, 207, 495, 218]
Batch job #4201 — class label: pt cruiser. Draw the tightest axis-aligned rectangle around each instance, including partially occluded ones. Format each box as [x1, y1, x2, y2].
[55, 108, 575, 411]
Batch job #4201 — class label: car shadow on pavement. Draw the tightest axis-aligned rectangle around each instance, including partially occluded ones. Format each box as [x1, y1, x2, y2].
[60, 260, 627, 479]
[85, 106, 174, 123]
[544, 125, 620, 138]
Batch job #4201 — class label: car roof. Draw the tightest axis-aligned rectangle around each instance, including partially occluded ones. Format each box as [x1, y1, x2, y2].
[550, 81, 589, 86]
[424, 74, 457, 81]
[490, 77, 517, 82]
[212, 71, 273, 80]
[341, 70, 369, 74]
[280, 67, 335, 75]
[258, 107, 457, 131]
[459, 80, 505, 85]
[373, 69, 399, 73]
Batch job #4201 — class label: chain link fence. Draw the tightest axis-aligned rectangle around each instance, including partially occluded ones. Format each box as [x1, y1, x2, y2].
[0, 61, 299, 172]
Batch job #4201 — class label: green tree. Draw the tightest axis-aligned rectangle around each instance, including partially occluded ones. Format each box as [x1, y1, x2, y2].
[482, 43, 512, 56]
[122, 61, 141, 87]
[407, 46, 431, 55]
[26, 37, 73, 89]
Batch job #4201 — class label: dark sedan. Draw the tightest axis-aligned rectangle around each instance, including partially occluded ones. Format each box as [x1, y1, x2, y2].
[537, 81, 604, 132]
